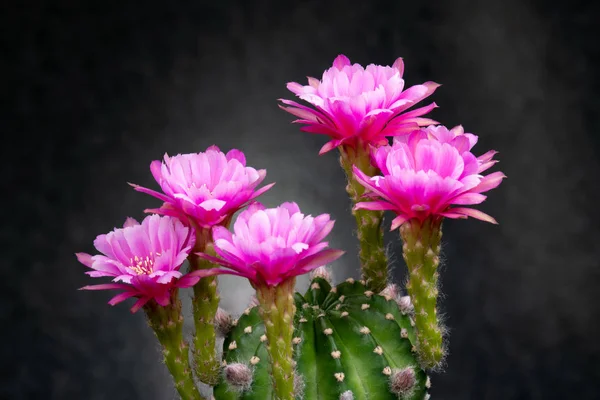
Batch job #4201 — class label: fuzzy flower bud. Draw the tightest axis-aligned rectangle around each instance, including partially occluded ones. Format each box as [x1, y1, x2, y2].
[340, 390, 354, 400]
[309, 266, 333, 283]
[379, 283, 400, 300]
[389, 367, 416, 395]
[214, 307, 233, 337]
[397, 295, 414, 314]
[223, 363, 253, 391]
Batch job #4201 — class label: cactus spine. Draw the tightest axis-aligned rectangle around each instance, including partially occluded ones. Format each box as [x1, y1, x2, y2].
[214, 277, 429, 400]
[399, 217, 444, 369]
[340, 145, 388, 293]
[143, 290, 205, 400]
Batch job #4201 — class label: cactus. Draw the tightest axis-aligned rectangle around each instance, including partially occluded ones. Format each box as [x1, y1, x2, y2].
[214, 277, 429, 400]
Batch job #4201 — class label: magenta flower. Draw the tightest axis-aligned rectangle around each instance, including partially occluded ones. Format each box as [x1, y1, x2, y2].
[131, 146, 274, 228]
[194, 202, 344, 287]
[279, 54, 439, 154]
[354, 125, 505, 229]
[76, 215, 200, 312]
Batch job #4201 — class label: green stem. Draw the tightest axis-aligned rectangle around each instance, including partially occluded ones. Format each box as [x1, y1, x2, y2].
[188, 234, 221, 386]
[339, 145, 388, 293]
[399, 217, 444, 369]
[255, 277, 296, 400]
[144, 291, 205, 400]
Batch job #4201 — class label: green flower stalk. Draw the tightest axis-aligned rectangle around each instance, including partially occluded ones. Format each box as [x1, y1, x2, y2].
[144, 291, 206, 400]
[255, 277, 297, 400]
[399, 217, 444, 369]
[339, 144, 388, 293]
[188, 229, 221, 386]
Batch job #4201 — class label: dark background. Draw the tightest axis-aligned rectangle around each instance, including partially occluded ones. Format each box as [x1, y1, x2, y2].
[3, 0, 600, 399]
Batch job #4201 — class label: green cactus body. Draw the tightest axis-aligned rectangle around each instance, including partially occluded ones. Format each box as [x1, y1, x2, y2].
[214, 278, 429, 400]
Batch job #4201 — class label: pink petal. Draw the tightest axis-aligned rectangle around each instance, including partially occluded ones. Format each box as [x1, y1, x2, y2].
[333, 54, 351, 69]
[450, 207, 498, 224]
[354, 201, 394, 211]
[452, 193, 487, 205]
[80, 283, 130, 291]
[199, 199, 227, 211]
[130, 297, 150, 313]
[129, 183, 173, 203]
[392, 57, 404, 77]
[473, 171, 506, 193]
[75, 252, 94, 268]
[390, 215, 409, 230]
[108, 291, 137, 306]
[319, 140, 342, 155]
[295, 249, 345, 274]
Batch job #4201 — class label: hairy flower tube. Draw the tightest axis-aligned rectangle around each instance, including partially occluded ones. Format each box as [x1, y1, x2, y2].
[195, 202, 344, 286]
[354, 125, 505, 230]
[354, 124, 505, 369]
[131, 145, 274, 229]
[76, 215, 198, 313]
[279, 54, 439, 154]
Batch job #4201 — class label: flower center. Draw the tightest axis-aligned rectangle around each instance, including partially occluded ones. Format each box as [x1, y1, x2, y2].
[129, 252, 161, 275]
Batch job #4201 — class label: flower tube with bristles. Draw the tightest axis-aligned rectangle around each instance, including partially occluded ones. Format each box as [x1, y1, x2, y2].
[255, 277, 297, 400]
[339, 144, 388, 292]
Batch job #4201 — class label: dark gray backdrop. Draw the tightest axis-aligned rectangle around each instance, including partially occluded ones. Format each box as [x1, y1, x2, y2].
[4, 0, 600, 399]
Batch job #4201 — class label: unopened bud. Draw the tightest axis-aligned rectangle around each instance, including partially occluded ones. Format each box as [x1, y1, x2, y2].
[397, 296, 414, 314]
[223, 363, 253, 391]
[379, 283, 399, 300]
[214, 308, 233, 337]
[389, 367, 416, 395]
[310, 266, 332, 283]
[339, 390, 354, 400]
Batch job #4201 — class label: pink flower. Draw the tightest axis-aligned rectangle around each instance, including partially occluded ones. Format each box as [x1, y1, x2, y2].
[194, 202, 344, 287]
[76, 215, 200, 312]
[131, 146, 274, 228]
[354, 125, 505, 229]
[279, 54, 439, 154]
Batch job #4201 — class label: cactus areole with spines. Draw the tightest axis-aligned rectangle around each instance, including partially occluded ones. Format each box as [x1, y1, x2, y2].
[214, 277, 430, 399]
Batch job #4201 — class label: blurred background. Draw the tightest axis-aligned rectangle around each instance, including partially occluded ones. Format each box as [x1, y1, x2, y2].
[3, 0, 600, 399]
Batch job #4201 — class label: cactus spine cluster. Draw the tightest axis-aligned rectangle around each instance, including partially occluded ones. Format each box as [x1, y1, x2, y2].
[214, 277, 430, 400]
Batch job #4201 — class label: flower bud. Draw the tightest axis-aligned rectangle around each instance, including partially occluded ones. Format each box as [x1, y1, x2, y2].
[223, 363, 253, 391]
[389, 367, 416, 395]
[214, 308, 233, 337]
